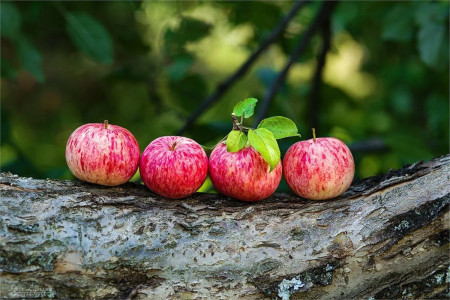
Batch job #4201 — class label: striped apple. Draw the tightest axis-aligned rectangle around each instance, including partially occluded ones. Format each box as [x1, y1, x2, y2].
[283, 130, 354, 200]
[209, 143, 282, 201]
[65, 120, 140, 186]
[139, 136, 208, 199]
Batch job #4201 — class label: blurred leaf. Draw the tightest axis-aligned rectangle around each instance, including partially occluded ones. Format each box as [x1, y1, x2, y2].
[169, 74, 208, 112]
[382, 5, 414, 42]
[22, 2, 42, 23]
[15, 36, 45, 83]
[221, 2, 282, 30]
[0, 144, 18, 167]
[248, 128, 280, 171]
[164, 17, 211, 56]
[1, 2, 21, 38]
[1, 108, 12, 147]
[390, 87, 412, 116]
[233, 98, 258, 118]
[163, 29, 182, 57]
[167, 55, 194, 82]
[359, 155, 381, 178]
[368, 111, 392, 133]
[426, 94, 448, 133]
[328, 127, 353, 144]
[385, 134, 433, 163]
[417, 22, 445, 68]
[414, 3, 448, 26]
[436, 34, 449, 72]
[257, 68, 278, 87]
[257, 116, 299, 139]
[1, 59, 17, 79]
[177, 17, 212, 42]
[226, 130, 247, 152]
[414, 2, 449, 69]
[65, 12, 114, 64]
[332, 1, 358, 33]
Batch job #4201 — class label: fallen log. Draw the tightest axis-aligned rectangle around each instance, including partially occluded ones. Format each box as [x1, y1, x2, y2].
[0, 155, 449, 299]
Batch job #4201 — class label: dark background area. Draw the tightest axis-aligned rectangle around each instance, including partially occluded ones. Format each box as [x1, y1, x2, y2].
[1, 1, 449, 193]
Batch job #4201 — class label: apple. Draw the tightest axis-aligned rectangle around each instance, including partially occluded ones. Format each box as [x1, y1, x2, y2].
[209, 143, 282, 201]
[283, 130, 354, 200]
[140, 136, 208, 199]
[65, 120, 140, 186]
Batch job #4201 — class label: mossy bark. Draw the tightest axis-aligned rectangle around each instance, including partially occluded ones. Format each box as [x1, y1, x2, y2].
[1, 155, 449, 299]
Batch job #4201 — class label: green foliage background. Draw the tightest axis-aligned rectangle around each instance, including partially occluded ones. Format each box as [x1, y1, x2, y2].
[1, 1, 449, 192]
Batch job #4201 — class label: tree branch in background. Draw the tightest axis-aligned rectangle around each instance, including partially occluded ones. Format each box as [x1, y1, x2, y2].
[254, 1, 338, 126]
[349, 138, 389, 153]
[309, 14, 331, 131]
[177, 0, 308, 135]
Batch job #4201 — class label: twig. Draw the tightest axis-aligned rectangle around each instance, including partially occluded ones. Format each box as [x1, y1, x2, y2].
[309, 13, 332, 131]
[349, 138, 389, 153]
[176, 0, 308, 135]
[254, 1, 338, 126]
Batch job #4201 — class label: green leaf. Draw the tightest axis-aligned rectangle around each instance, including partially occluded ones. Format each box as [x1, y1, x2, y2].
[226, 130, 247, 152]
[257, 116, 299, 139]
[248, 128, 280, 171]
[65, 12, 114, 65]
[233, 98, 258, 118]
[1, 2, 21, 38]
[382, 5, 414, 42]
[417, 22, 444, 68]
[15, 37, 45, 83]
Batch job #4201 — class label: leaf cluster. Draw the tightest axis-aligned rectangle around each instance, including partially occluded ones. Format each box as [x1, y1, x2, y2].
[381, 2, 449, 70]
[224, 98, 300, 171]
[1, 2, 113, 83]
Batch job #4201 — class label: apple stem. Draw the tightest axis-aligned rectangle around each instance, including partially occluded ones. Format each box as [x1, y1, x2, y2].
[312, 128, 316, 142]
[170, 141, 178, 151]
[104, 120, 109, 130]
[231, 113, 251, 132]
[231, 113, 240, 130]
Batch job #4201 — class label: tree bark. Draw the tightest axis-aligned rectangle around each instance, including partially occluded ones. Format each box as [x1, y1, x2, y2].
[1, 155, 449, 299]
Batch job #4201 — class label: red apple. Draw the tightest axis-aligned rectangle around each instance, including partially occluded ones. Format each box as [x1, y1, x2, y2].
[65, 120, 140, 186]
[139, 136, 208, 199]
[283, 134, 354, 200]
[209, 143, 282, 201]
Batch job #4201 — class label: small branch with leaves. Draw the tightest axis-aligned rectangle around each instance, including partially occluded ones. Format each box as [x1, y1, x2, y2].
[217, 98, 301, 171]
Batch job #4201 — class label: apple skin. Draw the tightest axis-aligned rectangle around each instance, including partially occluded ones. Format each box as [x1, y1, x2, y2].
[140, 136, 208, 199]
[283, 137, 354, 200]
[65, 122, 140, 186]
[209, 143, 282, 202]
